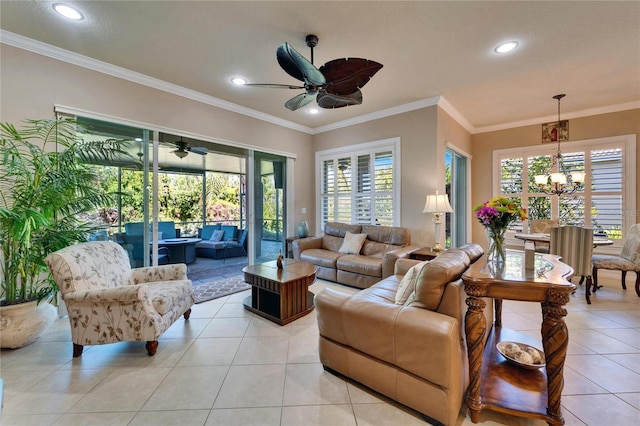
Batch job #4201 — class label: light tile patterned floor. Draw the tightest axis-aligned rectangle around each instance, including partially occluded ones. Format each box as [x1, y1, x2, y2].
[1, 272, 639, 426]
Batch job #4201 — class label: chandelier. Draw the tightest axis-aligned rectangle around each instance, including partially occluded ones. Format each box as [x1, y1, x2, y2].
[534, 94, 586, 195]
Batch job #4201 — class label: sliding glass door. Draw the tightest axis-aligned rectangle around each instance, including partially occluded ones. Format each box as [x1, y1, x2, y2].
[252, 152, 287, 263]
[446, 147, 469, 247]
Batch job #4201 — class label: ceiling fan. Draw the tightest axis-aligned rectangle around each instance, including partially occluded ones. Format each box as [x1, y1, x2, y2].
[169, 137, 208, 159]
[244, 34, 383, 111]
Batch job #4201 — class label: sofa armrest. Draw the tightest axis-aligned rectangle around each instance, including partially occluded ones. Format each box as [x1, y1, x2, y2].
[130, 264, 188, 283]
[315, 288, 352, 345]
[292, 236, 323, 259]
[395, 307, 463, 387]
[394, 258, 423, 275]
[63, 285, 148, 304]
[381, 244, 422, 278]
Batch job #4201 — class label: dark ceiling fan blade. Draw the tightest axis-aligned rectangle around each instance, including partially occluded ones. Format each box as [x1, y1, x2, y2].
[316, 89, 363, 109]
[244, 83, 305, 89]
[188, 146, 208, 155]
[284, 92, 317, 111]
[277, 42, 326, 87]
[320, 58, 383, 96]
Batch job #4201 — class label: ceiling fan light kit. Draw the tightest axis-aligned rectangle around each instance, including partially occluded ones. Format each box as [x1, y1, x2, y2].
[244, 34, 383, 111]
[169, 137, 208, 159]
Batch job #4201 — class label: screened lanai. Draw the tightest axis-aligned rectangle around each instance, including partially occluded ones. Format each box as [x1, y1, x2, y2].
[74, 116, 286, 271]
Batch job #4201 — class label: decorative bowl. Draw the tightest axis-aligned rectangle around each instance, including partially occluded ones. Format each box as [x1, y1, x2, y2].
[496, 341, 546, 370]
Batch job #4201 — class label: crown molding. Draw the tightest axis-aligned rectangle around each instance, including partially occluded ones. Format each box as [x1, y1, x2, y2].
[312, 97, 441, 134]
[436, 96, 474, 133]
[472, 100, 640, 134]
[0, 30, 314, 134]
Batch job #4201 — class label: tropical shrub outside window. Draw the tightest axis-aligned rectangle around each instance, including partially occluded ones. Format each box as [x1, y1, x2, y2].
[495, 137, 631, 239]
[90, 167, 244, 237]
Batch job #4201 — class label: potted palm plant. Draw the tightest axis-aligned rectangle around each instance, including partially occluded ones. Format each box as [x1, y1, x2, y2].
[0, 118, 127, 348]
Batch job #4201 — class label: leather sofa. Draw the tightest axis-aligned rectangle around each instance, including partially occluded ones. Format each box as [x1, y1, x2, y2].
[292, 222, 419, 289]
[315, 244, 490, 426]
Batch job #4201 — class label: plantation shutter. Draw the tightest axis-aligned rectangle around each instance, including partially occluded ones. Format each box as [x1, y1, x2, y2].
[318, 143, 397, 229]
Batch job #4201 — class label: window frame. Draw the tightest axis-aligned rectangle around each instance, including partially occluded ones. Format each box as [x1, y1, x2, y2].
[316, 137, 401, 231]
[493, 134, 636, 252]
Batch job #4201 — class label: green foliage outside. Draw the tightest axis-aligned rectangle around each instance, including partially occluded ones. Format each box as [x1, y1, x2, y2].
[262, 175, 282, 239]
[501, 156, 609, 234]
[91, 167, 244, 236]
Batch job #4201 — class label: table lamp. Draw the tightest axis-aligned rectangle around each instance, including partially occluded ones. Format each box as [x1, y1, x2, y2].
[423, 191, 454, 252]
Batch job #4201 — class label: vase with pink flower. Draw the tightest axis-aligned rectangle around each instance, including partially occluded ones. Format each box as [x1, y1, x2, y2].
[474, 196, 527, 269]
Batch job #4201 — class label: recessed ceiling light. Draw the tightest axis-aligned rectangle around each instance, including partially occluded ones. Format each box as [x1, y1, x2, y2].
[53, 3, 84, 20]
[231, 77, 247, 86]
[495, 41, 518, 53]
[308, 108, 319, 115]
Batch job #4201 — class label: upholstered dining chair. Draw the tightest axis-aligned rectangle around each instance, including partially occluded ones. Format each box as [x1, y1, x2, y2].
[529, 219, 559, 253]
[45, 241, 194, 357]
[592, 224, 640, 298]
[550, 226, 595, 304]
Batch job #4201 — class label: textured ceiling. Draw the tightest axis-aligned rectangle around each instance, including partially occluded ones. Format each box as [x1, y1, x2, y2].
[1, 1, 639, 132]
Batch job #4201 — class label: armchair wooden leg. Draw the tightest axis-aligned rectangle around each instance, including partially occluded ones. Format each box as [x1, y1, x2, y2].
[146, 340, 159, 356]
[621, 271, 627, 290]
[72, 343, 84, 357]
[635, 272, 640, 297]
[183, 308, 192, 320]
[592, 266, 598, 287]
[584, 276, 592, 305]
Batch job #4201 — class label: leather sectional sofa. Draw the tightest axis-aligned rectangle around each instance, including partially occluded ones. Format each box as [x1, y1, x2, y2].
[292, 222, 419, 289]
[315, 244, 489, 426]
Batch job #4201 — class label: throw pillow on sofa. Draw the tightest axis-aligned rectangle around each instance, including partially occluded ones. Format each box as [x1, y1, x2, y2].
[338, 231, 368, 254]
[395, 261, 428, 305]
[210, 230, 225, 241]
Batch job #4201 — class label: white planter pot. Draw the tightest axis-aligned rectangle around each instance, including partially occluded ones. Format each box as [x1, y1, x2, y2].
[0, 300, 57, 349]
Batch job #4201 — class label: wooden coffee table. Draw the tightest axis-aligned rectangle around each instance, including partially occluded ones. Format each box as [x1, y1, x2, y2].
[242, 259, 317, 325]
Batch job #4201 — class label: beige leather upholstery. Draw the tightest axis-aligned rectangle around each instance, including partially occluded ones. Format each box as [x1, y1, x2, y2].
[315, 243, 489, 425]
[293, 222, 419, 289]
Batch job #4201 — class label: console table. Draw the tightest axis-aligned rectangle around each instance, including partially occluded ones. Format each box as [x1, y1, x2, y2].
[409, 246, 440, 261]
[462, 250, 575, 425]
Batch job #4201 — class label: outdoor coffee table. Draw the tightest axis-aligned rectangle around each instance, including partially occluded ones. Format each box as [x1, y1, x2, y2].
[242, 259, 317, 325]
[156, 237, 201, 264]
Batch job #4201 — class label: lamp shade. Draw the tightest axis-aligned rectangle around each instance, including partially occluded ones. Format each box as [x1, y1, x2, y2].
[423, 191, 454, 213]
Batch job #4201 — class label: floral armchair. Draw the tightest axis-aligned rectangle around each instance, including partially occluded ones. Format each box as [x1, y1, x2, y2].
[45, 241, 194, 357]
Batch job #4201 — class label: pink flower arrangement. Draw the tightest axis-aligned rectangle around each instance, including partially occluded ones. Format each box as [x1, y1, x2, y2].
[473, 196, 527, 232]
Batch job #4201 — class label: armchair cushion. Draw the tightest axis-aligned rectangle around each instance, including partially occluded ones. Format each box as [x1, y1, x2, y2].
[220, 225, 238, 241]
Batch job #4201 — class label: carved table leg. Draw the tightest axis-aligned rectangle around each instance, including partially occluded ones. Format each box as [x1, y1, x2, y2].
[541, 290, 571, 426]
[465, 295, 487, 423]
[494, 299, 502, 327]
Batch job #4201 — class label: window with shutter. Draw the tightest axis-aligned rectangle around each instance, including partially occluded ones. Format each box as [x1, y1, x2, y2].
[317, 139, 399, 231]
[495, 136, 634, 241]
